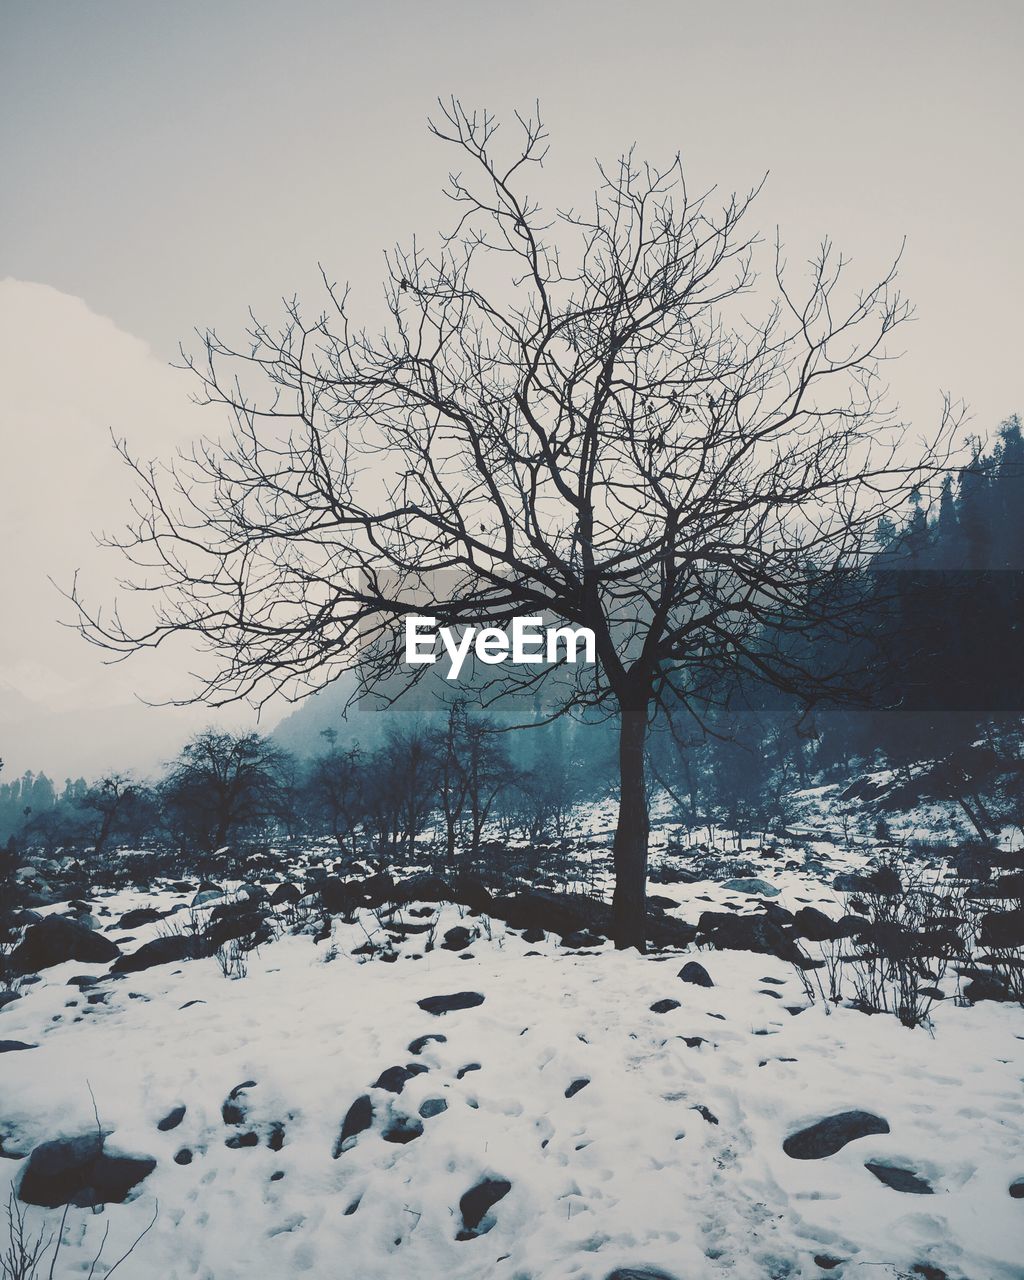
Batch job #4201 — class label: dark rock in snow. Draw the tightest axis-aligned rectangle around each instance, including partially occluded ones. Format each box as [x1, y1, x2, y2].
[678, 961, 713, 988]
[118, 907, 168, 930]
[865, 1161, 933, 1194]
[374, 1064, 426, 1094]
[333, 1095, 373, 1157]
[520, 927, 545, 943]
[112, 934, 207, 974]
[792, 906, 853, 942]
[722, 878, 780, 896]
[457, 1175, 511, 1238]
[650, 998, 681, 1013]
[963, 973, 1012, 1003]
[442, 926, 476, 951]
[270, 883, 301, 906]
[12, 917, 120, 974]
[0, 1040, 35, 1053]
[696, 911, 801, 962]
[173, 1148, 192, 1166]
[417, 991, 485, 1015]
[225, 1131, 259, 1149]
[0, 991, 22, 1011]
[457, 1063, 480, 1079]
[157, 1106, 186, 1132]
[979, 908, 1024, 950]
[419, 1097, 448, 1118]
[1009, 1178, 1024, 1198]
[692, 1104, 719, 1125]
[393, 873, 453, 905]
[381, 1115, 423, 1144]
[565, 1077, 590, 1098]
[408, 1033, 447, 1055]
[561, 928, 604, 949]
[18, 1135, 155, 1207]
[783, 1110, 890, 1159]
[221, 1080, 257, 1126]
[604, 1270, 680, 1280]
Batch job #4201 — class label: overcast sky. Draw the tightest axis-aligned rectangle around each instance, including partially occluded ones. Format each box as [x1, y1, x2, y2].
[1, 0, 1022, 778]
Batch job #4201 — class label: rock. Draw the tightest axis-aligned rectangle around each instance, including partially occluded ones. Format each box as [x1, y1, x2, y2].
[0, 1040, 35, 1053]
[221, 1080, 257, 1125]
[12, 917, 120, 974]
[317, 878, 364, 916]
[865, 1161, 933, 1193]
[225, 1132, 259, 1149]
[393, 873, 453, 905]
[191, 889, 222, 907]
[561, 929, 604, 949]
[792, 906, 855, 942]
[783, 1111, 890, 1159]
[692, 1104, 719, 1124]
[963, 973, 1011, 1003]
[270, 883, 301, 906]
[833, 872, 872, 893]
[157, 1106, 185, 1132]
[441, 926, 475, 952]
[173, 1148, 192, 1165]
[722, 878, 780, 896]
[417, 991, 485, 1015]
[381, 1115, 423, 1144]
[419, 1097, 448, 1118]
[520, 927, 545, 943]
[979, 908, 1024, 950]
[1009, 1178, 1024, 1199]
[457, 1176, 511, 1238]
[696, 911, 801, 962]
[565, 1078, 590, 1098]
[0, 991, 22, 1011]
[678, 961, 713, 988]
[650, 998, 681, 1013]
[373, 1064, 427, 1094]
[408, 1033, 447, 1054]
[333, 1095, 373, 1157]
[18, 1135, 155, 1207]
[604, 1271, 679, 1280]
[456, 1063, 480, 1079]
[117, 907, 168, 929]
[647, 895, 679, 911]
[112, 934, 206, 974]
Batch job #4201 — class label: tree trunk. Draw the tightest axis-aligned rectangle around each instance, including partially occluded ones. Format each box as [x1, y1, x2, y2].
[612, 700, 650, 951]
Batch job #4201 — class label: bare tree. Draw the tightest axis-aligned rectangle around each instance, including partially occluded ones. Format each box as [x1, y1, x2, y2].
[162, 731, 288, 852]
[72, 101, 957, 949]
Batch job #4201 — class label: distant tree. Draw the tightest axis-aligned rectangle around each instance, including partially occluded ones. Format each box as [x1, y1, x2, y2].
[78, 773, 140, 855]
[304, 743, 365, 855]
[161, 731, 289, 851]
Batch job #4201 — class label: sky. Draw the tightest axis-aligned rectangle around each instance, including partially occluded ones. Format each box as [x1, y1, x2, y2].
[1, 0, 1022, 778]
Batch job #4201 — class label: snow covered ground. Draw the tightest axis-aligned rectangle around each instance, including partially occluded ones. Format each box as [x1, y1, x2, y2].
[1, 824, 1022, 1280]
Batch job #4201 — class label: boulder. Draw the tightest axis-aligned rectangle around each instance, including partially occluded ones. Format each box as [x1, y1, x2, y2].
[978, 908, 1024, 950]
[417, 991, 485, 1015]
[333, 1095, 373, 1157]
[783, 1110, 890, 1159]
[441, 926, 476, 952]
[117, 907, 168, 930]
[678, 960, 713, 988]
[696, 911, 801, 962]
[12, 917, 120, 974]
[270, 883, 301, 906]
[18, 1134, 155, 1208]
[722, 878, 780, 897]
[112, 934, 206, 974]
[457, 1176, 511, 1238]
[865, 1161, 932, 1193]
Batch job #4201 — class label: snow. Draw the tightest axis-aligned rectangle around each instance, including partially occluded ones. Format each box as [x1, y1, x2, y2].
[1, 834, 1022, 1279]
